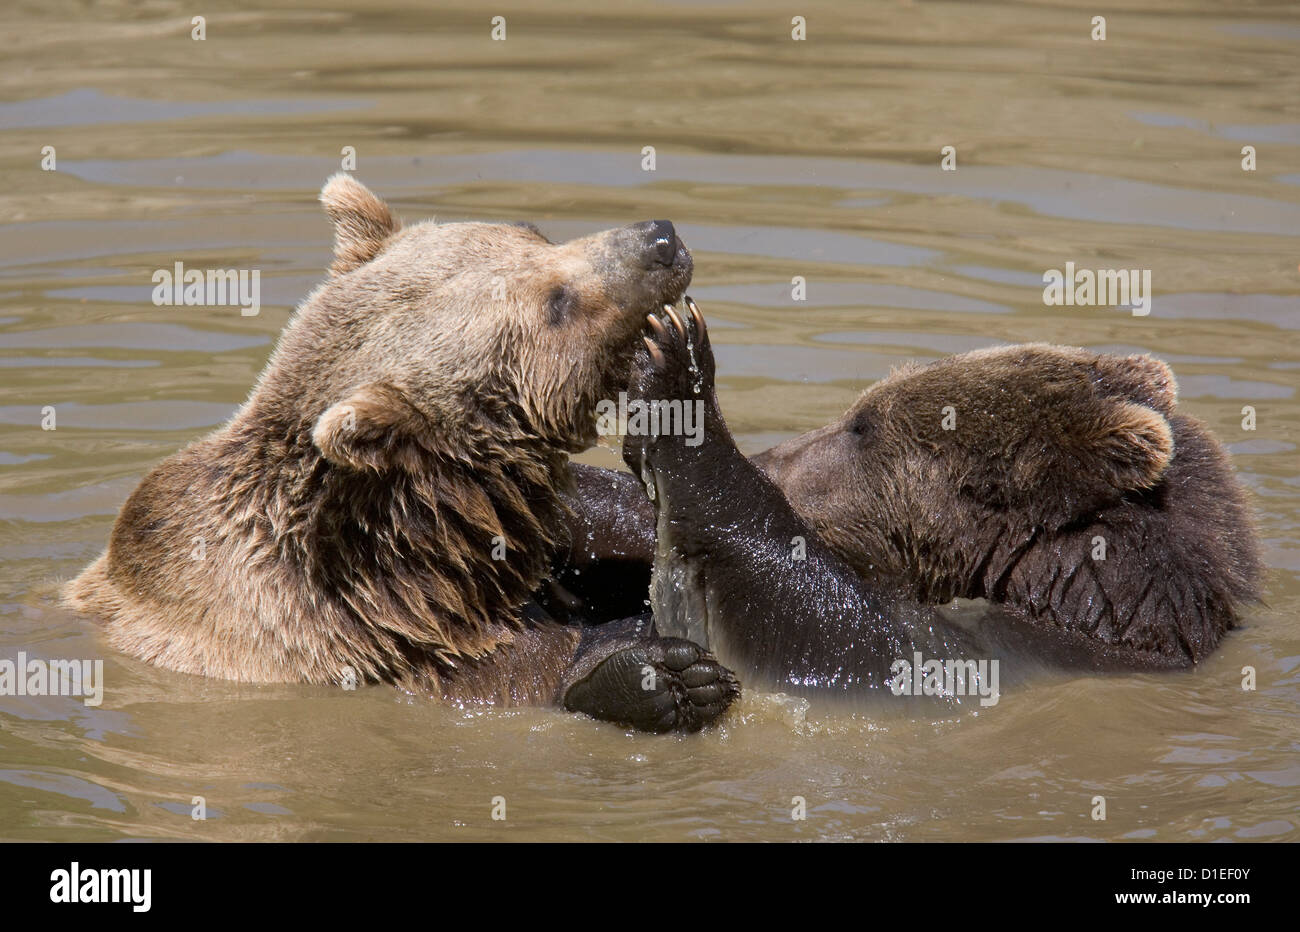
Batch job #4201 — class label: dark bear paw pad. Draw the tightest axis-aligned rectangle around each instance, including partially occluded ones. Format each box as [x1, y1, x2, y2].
[564, 638, 740, 734]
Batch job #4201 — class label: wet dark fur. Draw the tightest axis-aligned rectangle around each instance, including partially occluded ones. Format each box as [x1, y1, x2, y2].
[559, 343, 1260, 668]
[756, 345, 1261, 665]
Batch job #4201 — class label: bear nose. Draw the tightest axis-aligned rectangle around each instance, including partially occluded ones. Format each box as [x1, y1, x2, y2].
[638, 220, 678, 268]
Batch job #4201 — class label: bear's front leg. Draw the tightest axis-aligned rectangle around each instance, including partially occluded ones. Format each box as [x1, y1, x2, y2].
[620, 299, 760, 651]
[544, 463, 656, 624]
[560, 616, 739, 733]
[621, 298, 973, 696]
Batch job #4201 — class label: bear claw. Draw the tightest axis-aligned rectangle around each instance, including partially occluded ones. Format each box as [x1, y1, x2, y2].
[632, 295, 716, 405]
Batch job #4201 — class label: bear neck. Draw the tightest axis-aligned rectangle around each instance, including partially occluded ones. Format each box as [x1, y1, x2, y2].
[215, 403, 570, 667]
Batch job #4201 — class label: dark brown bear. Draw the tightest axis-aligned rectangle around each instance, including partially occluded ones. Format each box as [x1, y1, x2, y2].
[752, 344, 1260, 665]
[64, 175, 737, 732]
[556, 310, 1260, 684]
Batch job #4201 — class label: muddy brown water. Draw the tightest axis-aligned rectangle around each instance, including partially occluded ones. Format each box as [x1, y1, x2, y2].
[1, 0, 1297, 841]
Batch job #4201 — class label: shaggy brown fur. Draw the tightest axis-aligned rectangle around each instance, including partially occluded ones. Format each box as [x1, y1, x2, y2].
[753, 344, 1261, 664]
[65, 175, 698, 705]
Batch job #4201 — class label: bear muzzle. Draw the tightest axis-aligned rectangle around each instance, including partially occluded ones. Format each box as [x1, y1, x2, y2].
[588, 221, 694, 320]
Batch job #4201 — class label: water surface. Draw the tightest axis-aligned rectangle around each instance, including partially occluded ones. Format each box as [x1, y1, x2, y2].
[1, 0, 1297, 841]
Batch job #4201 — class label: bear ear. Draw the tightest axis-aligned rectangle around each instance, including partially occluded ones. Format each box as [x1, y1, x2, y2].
[1075, 399, 1175, 492]
[1091, 353, 1178, 415]
[319, 174, 400, 276]
[313, 382, 433, 472]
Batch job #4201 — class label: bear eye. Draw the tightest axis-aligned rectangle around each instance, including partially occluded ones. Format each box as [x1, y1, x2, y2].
[545, 285, 578, 326]
[848, 412, 874, 439]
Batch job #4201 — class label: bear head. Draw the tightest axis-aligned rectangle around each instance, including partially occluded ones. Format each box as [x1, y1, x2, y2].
[268, 174, 694, 471]
[753, 344, 1259, 662]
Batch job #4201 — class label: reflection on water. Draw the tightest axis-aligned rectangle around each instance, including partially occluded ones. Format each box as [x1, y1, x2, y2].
[1, 0, 1297, 841]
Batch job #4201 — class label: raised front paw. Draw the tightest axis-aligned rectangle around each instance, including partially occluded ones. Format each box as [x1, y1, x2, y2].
[563, 637, 740, 733]
[630, 296, 716, 404]
[622, 297, 722, 474]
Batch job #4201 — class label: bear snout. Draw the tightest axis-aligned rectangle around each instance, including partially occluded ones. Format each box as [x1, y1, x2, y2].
[593, 221, 693, 314]
[753, 423, 838, 488]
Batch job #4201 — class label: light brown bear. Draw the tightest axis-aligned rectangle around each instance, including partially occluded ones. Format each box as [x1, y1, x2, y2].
[64, 176, 738, 733]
